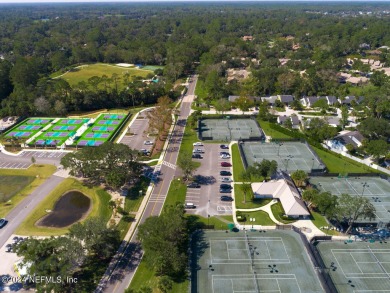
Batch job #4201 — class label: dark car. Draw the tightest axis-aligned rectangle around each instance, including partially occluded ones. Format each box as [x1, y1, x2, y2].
[219, 152, 230, 156]
[220, 171, 232, 176]
[187, 182, 201, 188]
[220, 196, 234, 202]
[220, 162, 232, 167]
[220, 144, 229, 149]
[219, 188, 232, 193]
[5, 244, 13, 253]
[220, 184, 232, 189]
[192, 154, 203, 159]
[0, 218, 6, 228]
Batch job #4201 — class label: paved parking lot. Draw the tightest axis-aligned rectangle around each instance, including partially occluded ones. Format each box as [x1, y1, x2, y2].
[18, 151, 67, 159]
[0, 150, 68, 169]
[0, 161, 31, 169]
[185, 143, 233, 217]
[119, 110, 154, 153]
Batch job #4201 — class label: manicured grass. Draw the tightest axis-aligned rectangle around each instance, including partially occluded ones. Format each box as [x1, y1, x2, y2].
[163, 179, 187, 210]
[53, 63, 153, 90]
[234, 185, 271, 209]
[232, 143, 245, 181]
[237, 210, 275, 226]
[270, 201, 297, 224]
[0, 175, 34, 202]
[129, 260, 188, 293]
[312, 146, 374, 173]
[258, 120, 292, 139]
[16, 178, 112, 236]
[0, 164, 56, 217]
[186, 214, 234, 230]
[177, 121, 201, 169]
[310, 210, 340, 236]
[194, 79, 208, 100]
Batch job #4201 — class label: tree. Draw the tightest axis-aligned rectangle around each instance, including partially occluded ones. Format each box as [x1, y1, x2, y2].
[370, 70, 388, 87]
[312, 99, 329, 112]
[34, 96, 51, 114]
[334, 194, 376, 234]
[147, 96, 172, 141]
[158, 276, 173, 293]
[177, 155, 198, 181]
[257, 101, 271, 121]
[239, 170, 252, 203]
[305, 118, 338, 142]
[233, 95, 254, 114]
[365, 139, 389, 159]
[340, 105, 349, 129]
[283, 117, 293, 130]
[10, 57, 39, 88]
[290, 170, 307, 187]
[0, 60, 13, 102]
[138, 205, 188, 278]
[247, 160, 277, 178]
[214, 98, 231, 114]
[31, 156, 36, 165]
[358, 117, 390, 141]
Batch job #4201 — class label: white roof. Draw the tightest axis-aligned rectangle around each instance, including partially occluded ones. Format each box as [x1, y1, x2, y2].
[252, 180, 309, 217]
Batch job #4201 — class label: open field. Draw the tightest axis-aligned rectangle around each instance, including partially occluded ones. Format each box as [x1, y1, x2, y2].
[0, 175, 34, 202]
[16, 178, 111, 236]
[0, 164, 56, 217]
[316, 240, 390, 293]
[53, 63, 153, 90]
[192, 230, 323, 293]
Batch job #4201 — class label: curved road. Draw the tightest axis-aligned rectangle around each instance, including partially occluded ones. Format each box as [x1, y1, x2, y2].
[100, 76, 198, 293]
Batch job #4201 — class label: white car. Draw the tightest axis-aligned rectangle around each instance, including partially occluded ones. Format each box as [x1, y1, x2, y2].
[221, 177, 233, 182]
[220, 154, 231, 159]
[193, 142, 203, 146]
[144, 140, 153, 145]
[193, 149, 205, 154]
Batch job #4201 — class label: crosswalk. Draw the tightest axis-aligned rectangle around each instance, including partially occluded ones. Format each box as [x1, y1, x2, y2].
[162, 160, 176, 170]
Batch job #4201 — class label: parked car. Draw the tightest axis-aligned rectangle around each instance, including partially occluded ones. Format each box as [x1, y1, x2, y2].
[219, 188, 232, 193]
[185, 202, 196, 209]
[0, 218, 6, 228]
[220, 154, 231, 159]
[220, 144, 229, 149]
[193, 142, 203, 146]
[5, 244, 13, 253]
[192, 154, 203, 159]
[220, 184, 232, 189]
[220, 152, 230, 156]
[221, 177, 232, 182]
[187, 182, 201, 188]
[144, 140, 153, 145]
[220, 171, 232, 176]
[193, 149, 205, 154]
[221, 162, 232, 167]
[220, 196, 234, 202]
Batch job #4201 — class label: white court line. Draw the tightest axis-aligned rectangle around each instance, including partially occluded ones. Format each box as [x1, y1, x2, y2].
[350, 253, 364, 273]
[264, 240, 271, 260]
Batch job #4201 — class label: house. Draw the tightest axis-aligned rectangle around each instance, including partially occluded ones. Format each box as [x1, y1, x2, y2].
[325, 116, 341, 128]
[277, 115, 300, 129]
[300, 96, 320, 107]
[326, 130, 364, 152]
[251, 177, 310, 218]
[277, 95, 294, 105]
[338, 96, 364, 105]
[261, 96, 278, 105]
[325, 96, 337, 105]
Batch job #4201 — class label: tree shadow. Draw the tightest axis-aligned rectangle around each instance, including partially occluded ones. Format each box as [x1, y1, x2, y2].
[193, 175, 216, 185]
[190, 230, 210, 293]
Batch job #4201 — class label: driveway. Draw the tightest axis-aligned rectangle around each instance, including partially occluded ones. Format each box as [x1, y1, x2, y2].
[185, 143, 233, 217]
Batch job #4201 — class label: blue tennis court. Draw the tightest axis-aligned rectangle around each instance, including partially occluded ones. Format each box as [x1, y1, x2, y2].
[103, 114, 124, 119]
[6, 131, 32, 137]
[18, 125, 41, 131]
[77, 140, 105, 146]
[92, 126, 115, 131]
[26, 119, 51, 124]
[98, 120, 120, 125]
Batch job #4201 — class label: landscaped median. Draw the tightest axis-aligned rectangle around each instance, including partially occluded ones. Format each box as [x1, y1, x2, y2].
[236, 210, 275, 226]
[16, 178, 111, 236]
[0, 164, 57, 217]
[231, 143, 245, 181]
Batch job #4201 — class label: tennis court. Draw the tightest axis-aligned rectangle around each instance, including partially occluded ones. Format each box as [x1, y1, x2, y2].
[73, 113, 127, 147]
[199, 118, 263, 141]
[316, 241, 390, 293]
[309, 176, 390, 223]
[4, 117, 53, 140]
[192, 230, 323, 293]
[240, 141, 325, 173]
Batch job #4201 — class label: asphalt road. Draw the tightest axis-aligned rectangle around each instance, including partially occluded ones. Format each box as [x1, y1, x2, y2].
[0, 175, 65, 249]
[102, 75, 198, 293]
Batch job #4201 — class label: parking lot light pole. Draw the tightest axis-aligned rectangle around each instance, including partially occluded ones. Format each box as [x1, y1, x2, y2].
[208, 214, 210, 227]
[361, 182, 369, 197]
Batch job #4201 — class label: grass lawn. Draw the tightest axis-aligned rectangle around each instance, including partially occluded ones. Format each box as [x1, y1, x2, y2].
[52, 63, 153, 90]
[310, 210, 340, 236]
[0, 164, 56, 217]
[232, 143, 246, 181]
[258, 120, 292, 139]
[0, 175, 34, 202]
[270, 201, 297, 224]
[237, 210, 275, 226]
[312, 146, 376, 173]
[194, 79, 208, 100]
[234, 185, 271, 209]
[16, 178, 112, 236]
[177, 122, 201, 169]
[163, 179, 187, 209]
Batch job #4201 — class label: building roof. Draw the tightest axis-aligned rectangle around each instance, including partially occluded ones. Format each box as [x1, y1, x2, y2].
[278, 95, 294, 103]
[326, 96, 337, 104]
[262, 96, 278, 104]
[252, 179, 309, 217]
[334, 130, 364, 148]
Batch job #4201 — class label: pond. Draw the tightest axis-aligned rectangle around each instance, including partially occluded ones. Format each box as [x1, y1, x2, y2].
[37, 190, 91, 228]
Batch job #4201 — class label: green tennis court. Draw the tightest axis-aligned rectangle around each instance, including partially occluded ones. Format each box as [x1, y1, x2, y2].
[316, 241, 390, 293]
[199, 118, 264, 141]
[309, 176, 390, 223]
[192, 230, 323, 293]
[240, 141, 325, 172]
